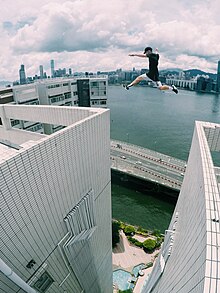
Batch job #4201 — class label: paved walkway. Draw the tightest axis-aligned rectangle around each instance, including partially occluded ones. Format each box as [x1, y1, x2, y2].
[112, 231, 160, 292]
[133, 266, 154, 293]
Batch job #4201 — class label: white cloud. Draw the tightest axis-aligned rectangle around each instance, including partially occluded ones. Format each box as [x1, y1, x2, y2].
[0, 0, 220, 80]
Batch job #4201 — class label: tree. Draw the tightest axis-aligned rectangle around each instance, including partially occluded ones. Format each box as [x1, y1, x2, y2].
[143, 238, 156, 253]
[112, 221, 121, 248]
[152, 229, 161, 237]
[124, 225, 135, 235]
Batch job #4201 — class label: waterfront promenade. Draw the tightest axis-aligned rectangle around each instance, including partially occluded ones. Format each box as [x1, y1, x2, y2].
[112, 231, 158, 293]
[111, 140, 187, 191]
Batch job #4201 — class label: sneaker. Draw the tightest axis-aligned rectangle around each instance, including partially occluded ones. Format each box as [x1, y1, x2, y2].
[172, 85, 178, 94]
[123, 84, 129, 90]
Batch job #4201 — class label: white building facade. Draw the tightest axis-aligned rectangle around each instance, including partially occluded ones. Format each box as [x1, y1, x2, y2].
[166, 78, 197, 90]
[142, 121, 220, 293]
[0, 104, 112, 293]
[12, 76, 108, 109]
[0, 76, 108, 135]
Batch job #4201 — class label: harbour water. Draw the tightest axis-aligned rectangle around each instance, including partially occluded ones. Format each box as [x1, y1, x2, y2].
[108, 85, 220, 231]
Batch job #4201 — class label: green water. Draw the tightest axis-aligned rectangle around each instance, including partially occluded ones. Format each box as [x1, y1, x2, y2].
[112, 184, 175, 232]
[108, 85, 220, 231]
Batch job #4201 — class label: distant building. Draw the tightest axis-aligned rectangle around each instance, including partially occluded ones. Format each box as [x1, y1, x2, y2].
[0, 75, 108, 134]
[0, 87, 13, 104]
[54, 68, 66, 78]
[166, 78, 197, 90]
[196, 76, 215, 92]
[178, 71, 185, 80]
[140, 68, 147, 74]
[217, 60, 220, 92]
[50, 59, 55, 78]
[39, 65, 44, 79]
[19, 64, 26, 85]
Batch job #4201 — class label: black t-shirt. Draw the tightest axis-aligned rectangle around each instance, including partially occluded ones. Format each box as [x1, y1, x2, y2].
[146, 53, 159, 81]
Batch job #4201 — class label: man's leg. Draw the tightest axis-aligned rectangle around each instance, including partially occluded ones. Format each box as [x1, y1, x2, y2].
[123, 75, 145, 90]
[157, 82, 178, 94]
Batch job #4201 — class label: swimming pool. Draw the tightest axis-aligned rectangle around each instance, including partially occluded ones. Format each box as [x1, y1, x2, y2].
[113, 269, 135, 291]
[132, 263, 145, 277]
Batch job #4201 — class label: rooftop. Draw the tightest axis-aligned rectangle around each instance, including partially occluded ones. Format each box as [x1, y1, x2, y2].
[0, 104, 108, 163]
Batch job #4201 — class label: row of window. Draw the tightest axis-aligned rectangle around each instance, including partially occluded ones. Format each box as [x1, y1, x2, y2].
[64, 92, 71, 99]
[47, 84, 61, 89]
[49, 95, 64, 103]
[11, 119, 20, 127]
[90, 81, 106, 86]
[91, 100, 106, 105]
[47, 81, 106, 90]
[91, 91, 106, 95]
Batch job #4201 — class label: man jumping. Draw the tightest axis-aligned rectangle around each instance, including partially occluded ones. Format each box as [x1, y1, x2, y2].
[123, 47, 178, 94]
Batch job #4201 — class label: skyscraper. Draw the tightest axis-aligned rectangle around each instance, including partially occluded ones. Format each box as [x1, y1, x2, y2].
[19, 64, 26, 85]
[50, 59, 55, 78]
[217, 60, 220, 92]
[142, 120, 220, 293]
[0, 104, 112, 293]
[39, 65, 44, 79]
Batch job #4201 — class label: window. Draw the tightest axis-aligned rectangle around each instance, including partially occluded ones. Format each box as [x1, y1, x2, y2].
[11, 119, 20, 127]
[49, 94, 64, 103]
[33, 271, 54, 293]
[64, 92, 71, 99]
[65, 101, 72, 106]
[47, 84, 61, 89]
[27, 123, 43, 132]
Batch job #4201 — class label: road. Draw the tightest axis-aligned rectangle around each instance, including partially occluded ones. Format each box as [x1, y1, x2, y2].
[111, 140, 187, 191]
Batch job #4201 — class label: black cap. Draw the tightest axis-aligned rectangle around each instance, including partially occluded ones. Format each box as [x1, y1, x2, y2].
[144, 47, 152, 53]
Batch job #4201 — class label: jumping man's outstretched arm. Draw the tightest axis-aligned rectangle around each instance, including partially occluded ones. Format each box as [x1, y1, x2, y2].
[129, 53, 146, 58]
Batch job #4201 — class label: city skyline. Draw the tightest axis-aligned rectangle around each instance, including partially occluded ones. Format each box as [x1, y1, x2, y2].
[0, 0, 220, 81]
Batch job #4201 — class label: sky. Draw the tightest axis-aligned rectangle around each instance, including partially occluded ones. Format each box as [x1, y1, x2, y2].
[0, 0, 220, 81]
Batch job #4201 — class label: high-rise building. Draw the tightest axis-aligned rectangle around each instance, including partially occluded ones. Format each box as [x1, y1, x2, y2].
[217, 60, 220, 92]
[0, 104, 112, 293]
[19, 64, 26, 85]
[142, 120, 220, 293]
[50, 59, 55, 78]
[39, 65, 44, 79]
[0, 75, 108, 134]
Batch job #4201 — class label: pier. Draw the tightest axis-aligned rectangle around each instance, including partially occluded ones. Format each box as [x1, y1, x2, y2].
[111, 140, 187, 192]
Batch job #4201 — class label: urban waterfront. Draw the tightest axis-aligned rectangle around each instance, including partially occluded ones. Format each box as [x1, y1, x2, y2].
[109, 85, 220, 231]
